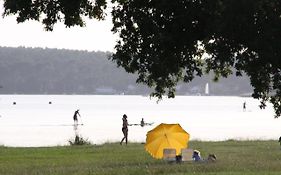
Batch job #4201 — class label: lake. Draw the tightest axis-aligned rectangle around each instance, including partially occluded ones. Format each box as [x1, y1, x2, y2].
[0, 95, 280, 147]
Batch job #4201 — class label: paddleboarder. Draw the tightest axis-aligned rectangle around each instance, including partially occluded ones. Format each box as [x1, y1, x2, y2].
[73, 109, 81, 125]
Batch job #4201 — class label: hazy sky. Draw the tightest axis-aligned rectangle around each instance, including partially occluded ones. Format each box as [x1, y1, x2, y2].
[0, 3, 117, 52]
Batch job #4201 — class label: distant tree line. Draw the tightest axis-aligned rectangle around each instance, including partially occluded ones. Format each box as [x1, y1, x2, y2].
[0, 47, 252, 96]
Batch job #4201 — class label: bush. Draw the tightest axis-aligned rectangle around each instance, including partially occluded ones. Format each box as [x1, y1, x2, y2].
[68, 135, 91, 146]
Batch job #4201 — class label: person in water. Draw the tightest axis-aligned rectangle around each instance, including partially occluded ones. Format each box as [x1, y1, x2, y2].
[243, 101, 246, 112]
[140, 118, 145, 127]
[73, 109, 81, 125]
[120, 114, 129, 145]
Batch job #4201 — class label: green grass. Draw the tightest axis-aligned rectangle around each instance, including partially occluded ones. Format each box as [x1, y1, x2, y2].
[0, 141, 280, 175]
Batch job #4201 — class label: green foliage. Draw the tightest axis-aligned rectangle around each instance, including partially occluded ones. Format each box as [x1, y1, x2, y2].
[3, 0, 107, 31]
[111, 0, 205, 100]
[110, 0, 281, 117]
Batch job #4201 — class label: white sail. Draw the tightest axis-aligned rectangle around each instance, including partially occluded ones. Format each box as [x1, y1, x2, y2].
[205, 83, 209, 95]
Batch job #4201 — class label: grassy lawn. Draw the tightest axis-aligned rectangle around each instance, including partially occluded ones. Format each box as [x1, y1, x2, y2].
[0, 140, 280, 175]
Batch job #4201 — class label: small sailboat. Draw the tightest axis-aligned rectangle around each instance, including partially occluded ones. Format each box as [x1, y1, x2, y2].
[205, 83, 209, 95]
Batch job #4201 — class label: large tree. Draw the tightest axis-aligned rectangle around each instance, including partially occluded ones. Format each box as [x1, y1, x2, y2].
[111, 0, 281, 118]
[3, 0, 281, 117]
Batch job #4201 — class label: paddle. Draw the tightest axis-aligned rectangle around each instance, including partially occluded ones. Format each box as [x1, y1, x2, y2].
[79, 116, 84, 125]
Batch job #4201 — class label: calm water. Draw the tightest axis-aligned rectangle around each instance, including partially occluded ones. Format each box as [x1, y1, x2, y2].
[0, 95, 280, 147]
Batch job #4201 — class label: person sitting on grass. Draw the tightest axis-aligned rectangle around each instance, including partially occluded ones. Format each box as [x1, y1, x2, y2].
[192, 150, 217, 163]
[192, 150, 202, 162]
[207, 154, 217, 162]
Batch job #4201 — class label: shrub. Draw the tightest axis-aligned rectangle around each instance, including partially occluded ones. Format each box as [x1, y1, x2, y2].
[68, 135, 91, 146]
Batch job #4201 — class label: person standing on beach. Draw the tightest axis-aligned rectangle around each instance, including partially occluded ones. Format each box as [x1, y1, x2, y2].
[73, 109, 81, 125]
[120, 114, 129, 145]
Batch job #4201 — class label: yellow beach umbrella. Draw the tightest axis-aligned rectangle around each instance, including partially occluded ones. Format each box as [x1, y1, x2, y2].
[145, 123, 190, 159]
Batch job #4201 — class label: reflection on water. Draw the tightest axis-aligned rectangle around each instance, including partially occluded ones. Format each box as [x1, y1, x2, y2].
[0, 95, 280, 147]
[73, 124, 79, 141]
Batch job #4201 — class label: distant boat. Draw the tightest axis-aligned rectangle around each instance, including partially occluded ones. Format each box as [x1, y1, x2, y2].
[205, 83, 209, 95]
